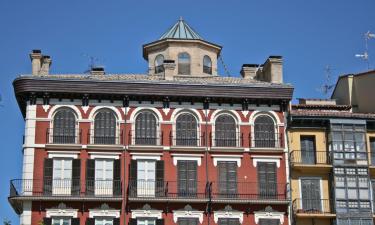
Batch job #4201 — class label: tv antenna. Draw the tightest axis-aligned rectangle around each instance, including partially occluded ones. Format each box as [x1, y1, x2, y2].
[317, 65, 336, 97]
[355, 31, 375, 69]
[81, 53, 104, 73]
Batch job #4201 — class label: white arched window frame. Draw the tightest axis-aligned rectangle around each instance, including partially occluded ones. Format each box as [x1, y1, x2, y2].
[203, 55, 212, 74]
[133, 110, 160, 145]
[178, 52, 191, 75]
[251, 113, 279, 148]
[212, 112, 239, 147]
[91, 108, 120, 145]
[173, 111, 201, 147]
[50, 107, 79, 144]
[154, 54, 164, 74]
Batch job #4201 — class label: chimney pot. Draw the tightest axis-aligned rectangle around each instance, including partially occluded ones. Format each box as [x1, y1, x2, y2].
[30, 49, 43, 75]
[40, 55, 52, 76]
[240, 64, 258, 79]
[262, 56, 283, 83]
[90, 67, 105, 76]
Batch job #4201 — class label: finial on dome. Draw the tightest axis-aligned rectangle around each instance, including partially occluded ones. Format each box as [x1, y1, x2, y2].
[179, 16, 183, 21]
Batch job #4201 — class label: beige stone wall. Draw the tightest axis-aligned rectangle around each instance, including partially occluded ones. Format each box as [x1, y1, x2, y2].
[147, 42, 218, 76]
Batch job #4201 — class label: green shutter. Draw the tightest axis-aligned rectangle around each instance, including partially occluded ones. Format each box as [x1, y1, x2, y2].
[43, 158, 53, 195]
[71, 218, 80, 225]
[156, 160, 164, 197]
[72, 159, 81, 196]
[113, 159, 121, 196]
[129, 160, 137, 197]
[86, 159, 95, 195]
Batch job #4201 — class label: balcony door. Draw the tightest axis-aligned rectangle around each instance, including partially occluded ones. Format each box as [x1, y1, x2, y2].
[52, 159, 72, 195]
[178, 160, 197, 197]
[258, 162, 277, 198]
[137, 160, 156, 197]
[301, 178, 322, 212]
[95, 159, 114, 196]
[300, 136, 316, 164]
[218, 161, 237, 197]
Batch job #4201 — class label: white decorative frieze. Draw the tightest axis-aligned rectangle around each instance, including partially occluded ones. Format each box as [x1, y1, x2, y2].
[46, 203, 78, 218]
[173, 205, 204, 223]
[171, 154, 203, 166]
[254, 206, 284, 224]
[251, 155, 282, 168]
[214, 206, 243, 223]
[131, 210, 163, 219]
[212, 155, 242, 167]
[131, 152, 162, 160]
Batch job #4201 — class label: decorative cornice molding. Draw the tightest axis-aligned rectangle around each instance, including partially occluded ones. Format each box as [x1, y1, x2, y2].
[171, 154, 204, 166]
[214, 206, 243, 223]
[254, 206, 284, 224]
[46, 203, 78, 218]
[211, 155, 243, 167]
[251, 155, 282, 168]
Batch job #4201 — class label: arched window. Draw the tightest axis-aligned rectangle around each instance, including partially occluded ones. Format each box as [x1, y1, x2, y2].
[176, 113, 198, 146]
[94, 109, 117, 144]
[52, 108, 76, 144]
[155, 54, 164, 74]
[178, 52, 191, 75]
[215, 115, 237, 147]
[203, 55, 212, 74]
[254, 115, 276, 148]
[135, 111, 157, 145]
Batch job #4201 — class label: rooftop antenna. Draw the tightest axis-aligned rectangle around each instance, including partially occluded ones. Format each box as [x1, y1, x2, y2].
[355, 31, 375, 69]
[317, 65, 335, 97]
[81, 53, 104, 73]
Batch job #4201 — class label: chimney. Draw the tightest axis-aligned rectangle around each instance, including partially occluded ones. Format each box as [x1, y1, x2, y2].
[30, 49, 42, 75]
[90, 67, 105, 76]
[163, 60, 176, 81]
[262, 56, 283, 83]
[240, 64, 258, 79]
[40, 56, 52, 76]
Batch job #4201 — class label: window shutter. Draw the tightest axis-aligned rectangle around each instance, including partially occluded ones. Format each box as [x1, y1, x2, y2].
[128, 219, 137, 225]
[113, 218, 120, 225]
[113, 159, 121, 196]
[187, 161, 197, 196]
[129, 160, 137, 196]
[53, 108, 76, 144]
[178, 161, 187, 196]
[86, 159, 95, 195]
[156, 160, 164, 196]
[227, 162, 237, 196]
[156, 219, 164, 225]
[43, 218, 52, 225]
[72, 159, 81, 196]
[218, 162, 228, 195]
[71, 218, 80, 225]
[43, 158, 53, 195]
[86, 218, 95, 225]
[94, 110, 116, 144]
[258, 162, 267, 198]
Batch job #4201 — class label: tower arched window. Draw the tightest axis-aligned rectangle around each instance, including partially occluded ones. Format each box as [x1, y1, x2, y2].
[203, 55, 212, 74]
[135, 111, 157, 145]
[94, 109, 117, 144]
[178, 52, 191, 75]
[254, 115, 276, 148]
[215, 115, 237, 147]
[155, 54, 164, 74]
[52, 108, 76, 144]
[176, 113, 198, 146]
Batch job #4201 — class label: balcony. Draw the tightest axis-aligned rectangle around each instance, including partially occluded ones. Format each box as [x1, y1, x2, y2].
[170, 132, 206, 149]
[210, 182, 288, 203]
[128, 130, 163, 149]
[128, 180, 209, 202]
[46, 128, 81, 145]
[293, 198, 335, 218]
[290, 150, 332, 172]
[88, 129, 123, 146]
[250, 132, 283, 149]
[210, 132, 244, 148]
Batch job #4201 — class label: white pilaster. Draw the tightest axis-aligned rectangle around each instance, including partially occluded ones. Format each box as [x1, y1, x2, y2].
[20, 201, 32, 225]
[22, 104, 36, 195]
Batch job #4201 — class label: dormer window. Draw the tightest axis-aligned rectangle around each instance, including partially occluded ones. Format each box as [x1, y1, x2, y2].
[178, 52, 191, 75]
[154, 54, 164, 74]
[203, 55, 212, 74]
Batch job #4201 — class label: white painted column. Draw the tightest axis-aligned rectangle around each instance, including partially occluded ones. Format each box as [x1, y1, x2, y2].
[20, 201, 32, 225]
[22, 103, 36, 195]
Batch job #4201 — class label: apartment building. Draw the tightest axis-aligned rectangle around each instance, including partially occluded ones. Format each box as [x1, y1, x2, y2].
[9, 18, 293, 225]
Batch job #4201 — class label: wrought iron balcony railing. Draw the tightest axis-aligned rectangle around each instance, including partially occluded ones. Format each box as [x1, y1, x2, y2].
[293, 198, 334, 214]
[210, 132, 243, 148]
[210, 182, 287, 200]
[46, 128, 81, 144]
[128, 130, 163, 146]
[290, 150, 331, 165]
[170, 132, 206, 147]
[251, 132, 283, 148]
[88, 129, 123, 145]
[9, 179, 121, 198]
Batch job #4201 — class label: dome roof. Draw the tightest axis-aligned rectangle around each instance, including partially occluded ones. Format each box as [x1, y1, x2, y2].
[159, 17, 203, 40]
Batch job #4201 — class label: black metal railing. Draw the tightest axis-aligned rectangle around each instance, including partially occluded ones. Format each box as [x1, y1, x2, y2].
[47, 128, 81, 144]
[210, 182, 287, 200]
[88, 129, 122, 145]
[251, 132, 282, 148]
[129, 130, 163, 146]
[128, 180, 209, 199]
[293, 198, 334, 214]
[290, 150, 331, 165]
[211, 132, 243, 147]
[170, 132, 205, 147]
[9, 179, 121, 197]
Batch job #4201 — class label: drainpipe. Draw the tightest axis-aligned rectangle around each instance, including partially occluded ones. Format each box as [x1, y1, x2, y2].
[284, 103, 293, 225]
[204, 99, 210, 225]
[123, 104, 128, 225]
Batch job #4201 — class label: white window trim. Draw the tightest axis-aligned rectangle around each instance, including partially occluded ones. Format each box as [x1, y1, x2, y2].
[171, 154, 204, 166]
[213, 211, 243, 223]
[90, 152, 121, 159]
[131, 153, 162, 161]
[48, 151, 79, 159]
[173, 210, 204, 223]
[298, 177, 324, 213]
[254, 211, 284, 224]
[212, 155, 242, 167]
[131, 210, 163, 219]
[89, 209, 120, 218]
[46, 208, 78, 218]
[251, 155, 282, 168]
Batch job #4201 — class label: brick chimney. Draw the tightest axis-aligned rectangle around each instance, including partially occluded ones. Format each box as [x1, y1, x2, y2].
[90, 67, 105, 76]
[30, 50, 43, 75]
[240, 64, 258, 79]
[163, 60, 176, 81]
[262, 56, 283, 83]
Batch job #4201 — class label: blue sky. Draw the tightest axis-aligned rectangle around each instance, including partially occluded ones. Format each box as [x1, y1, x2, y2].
[0, 0, 375, 222]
